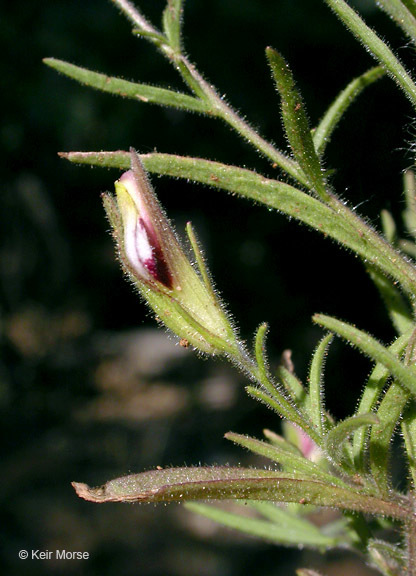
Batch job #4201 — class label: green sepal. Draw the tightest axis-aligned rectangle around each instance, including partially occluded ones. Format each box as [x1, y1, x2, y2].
[186, 222, 216, 299]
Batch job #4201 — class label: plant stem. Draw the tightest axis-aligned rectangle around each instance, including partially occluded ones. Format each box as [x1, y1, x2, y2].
[323, 0, 416, 110]
[111, 0, 158, 35]
[111, 0, 306, 183]
[406, 492, 416, 575]
[327, 194, 416, 298]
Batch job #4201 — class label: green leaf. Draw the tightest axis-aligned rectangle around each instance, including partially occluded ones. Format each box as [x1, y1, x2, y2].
[225, 432, 344, 486]
[43, 58, 208, 113]
[367, 266, 414, 335]
[324, 413, 379, 462]
[377, 0, 416, 45]
[370, 381, 410, 493]
[402, 0, 416, 21]
[402, 401, 416, 489]
[380, 209, 397, 245]
[246, 386, 320, 445]
[71, 466, 410, 519]
[368, 538, 406, 576]
[352, 330, 411, 469]
[263, 428, 304, 455]
[322, 0, 416, 109]
[308, 333, 333, 435]
[162, 0, 183, 51]
[266, 47, 328, 200]
[61, 150, 416, 295]
[184, 501, 344, 549]
[313, 67, 385, 156]
[399, 238, 416, 260]
[403, 170, 416, 240]
[276, 364, 307, 405]
[313, 314, 416, 397]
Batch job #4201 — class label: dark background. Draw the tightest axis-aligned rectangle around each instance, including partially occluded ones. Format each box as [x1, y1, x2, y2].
[1, 1, 412, 574]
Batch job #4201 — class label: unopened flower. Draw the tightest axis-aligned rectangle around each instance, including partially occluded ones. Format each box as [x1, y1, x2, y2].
[283, 421, 322, 463]
[102, 148, 241, 356]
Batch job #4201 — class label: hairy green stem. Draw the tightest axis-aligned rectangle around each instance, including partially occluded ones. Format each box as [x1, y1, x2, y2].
[407, 492, 416, 576]
[111, 0, 306, 182]
[323, 0, 416, 109]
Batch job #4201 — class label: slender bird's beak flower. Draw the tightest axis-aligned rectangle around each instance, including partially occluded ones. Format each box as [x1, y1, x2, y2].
[102, 148, 241, 357]
[283, 421, 323, 463]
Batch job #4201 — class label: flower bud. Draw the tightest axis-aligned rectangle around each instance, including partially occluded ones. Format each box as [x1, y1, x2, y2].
[283, 421, 323, 463]
[103, 148, 240, 356]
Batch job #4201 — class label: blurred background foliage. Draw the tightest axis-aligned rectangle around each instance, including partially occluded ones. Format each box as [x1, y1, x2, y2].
[1, 0, 412, 574]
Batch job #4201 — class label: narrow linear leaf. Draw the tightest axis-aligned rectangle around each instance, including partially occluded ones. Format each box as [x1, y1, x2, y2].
[403, 170, 416, 239]
[370, 381, 410, 494]
[71, 466, 409, 519]
[185, 501, 342, 549]
[399, 238, 416, 260]
[162, 0, 183, 52]
[325, 413, 379, 462]
[352, 330, 411, 469]
[323, 0, 416, 109]
[313, 66, 385, 155]
[377, 0, 416, 45]
[380, 209, 397, 245]
[368, 538, 406, 576]
[263, 428, 304, 455]
[367, 266, 414, 335]
[248, 501, 350, 544]
[60, 150, 416, 293]
[402, 402, 416, 489]
[225, 432, 344, 486]
[111, 0, 161, 39]
[313, 314, 416, 397]
[43, 58, 208, 113]
[308, 333, 333, 435]
[253, 322, 281, 401]
[246, 386, 320, 445]
[266, 47, 327, 200]
[402, 0, 416, 21]
[276, 364, 306, 404]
